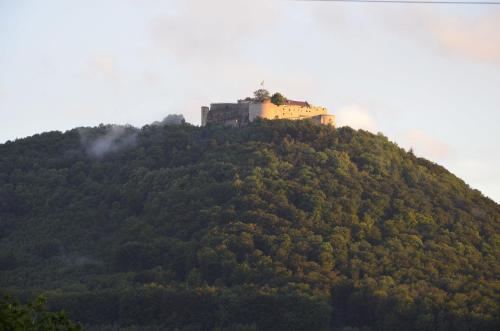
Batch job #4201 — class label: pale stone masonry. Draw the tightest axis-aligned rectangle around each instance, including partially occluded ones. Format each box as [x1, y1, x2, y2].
[201, 99, 335, 127]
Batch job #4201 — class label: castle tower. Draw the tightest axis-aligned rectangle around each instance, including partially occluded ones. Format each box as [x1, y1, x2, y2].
[201, 106, 209, 126]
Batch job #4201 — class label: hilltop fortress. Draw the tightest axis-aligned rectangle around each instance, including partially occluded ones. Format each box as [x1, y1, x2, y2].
[201, 90, 335, 127]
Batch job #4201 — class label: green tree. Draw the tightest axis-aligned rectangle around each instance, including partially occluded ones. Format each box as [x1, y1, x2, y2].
[271, 92, 287, 106]
[253, 89, 270, 102]
[0, 295, 84, 330]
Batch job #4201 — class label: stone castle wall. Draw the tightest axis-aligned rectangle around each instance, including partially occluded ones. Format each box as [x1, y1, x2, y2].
[310, 114, 335, 126]
[201, 100, 335, 127]
[249, 101, 328, 122]
[205, 103, 250, 127]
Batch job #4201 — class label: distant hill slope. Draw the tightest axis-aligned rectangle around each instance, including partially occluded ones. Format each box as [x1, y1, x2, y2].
[0, 120, 498, 331]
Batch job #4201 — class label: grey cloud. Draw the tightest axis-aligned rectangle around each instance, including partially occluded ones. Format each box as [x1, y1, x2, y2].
[151, 0, 278, 61]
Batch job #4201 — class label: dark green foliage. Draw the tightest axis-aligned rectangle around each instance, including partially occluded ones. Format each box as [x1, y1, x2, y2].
[271, 92, 287, 106]
[0, 120, 499, 330]
[253, 89, 270, 102]
[45, 288, 330, 331]
[0, 295, 83, 330]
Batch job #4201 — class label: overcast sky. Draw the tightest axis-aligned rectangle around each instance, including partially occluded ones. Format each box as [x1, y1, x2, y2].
[1, 0, 499, 202]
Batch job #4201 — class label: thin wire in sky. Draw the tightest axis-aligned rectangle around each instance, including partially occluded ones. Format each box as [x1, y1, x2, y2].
[294, 0, 500, 4]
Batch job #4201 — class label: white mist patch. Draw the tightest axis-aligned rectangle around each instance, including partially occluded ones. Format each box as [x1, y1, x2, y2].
[79, 125, 138, 158]
[61, 254, 103, 268]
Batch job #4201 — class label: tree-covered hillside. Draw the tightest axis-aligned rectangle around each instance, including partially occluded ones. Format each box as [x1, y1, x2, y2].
[0, 120, 498, 330]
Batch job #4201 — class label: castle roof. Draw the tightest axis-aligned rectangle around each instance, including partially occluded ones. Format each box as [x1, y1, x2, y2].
[285, 100, 310, 107]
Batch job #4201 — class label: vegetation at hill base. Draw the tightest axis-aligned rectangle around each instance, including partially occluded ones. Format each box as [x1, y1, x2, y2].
[0, 119, 498, 331]
[0, 295, 83, 330]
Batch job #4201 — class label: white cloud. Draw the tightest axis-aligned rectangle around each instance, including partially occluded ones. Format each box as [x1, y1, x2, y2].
[92, 56, 120, 81]
[383, 9, 500, 64]
[401, 129, 452, 160]
[336, 105, 377, 132]
[423, 11, 500, 63]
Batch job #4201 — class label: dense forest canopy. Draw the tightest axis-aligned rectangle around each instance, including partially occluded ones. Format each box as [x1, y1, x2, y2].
[0, 119, 498, 330]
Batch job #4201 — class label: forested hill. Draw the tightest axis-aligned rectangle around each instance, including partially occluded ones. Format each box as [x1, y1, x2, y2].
[0, 120, 499, 331]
